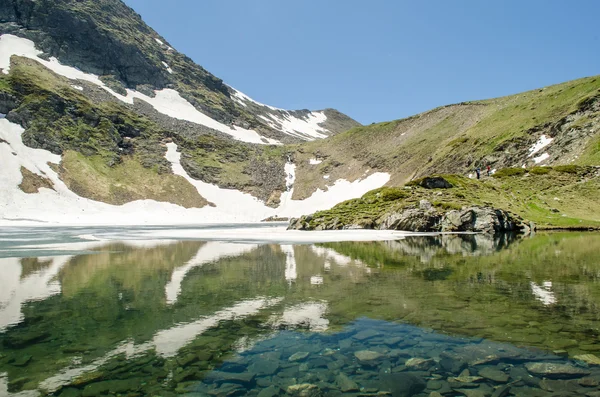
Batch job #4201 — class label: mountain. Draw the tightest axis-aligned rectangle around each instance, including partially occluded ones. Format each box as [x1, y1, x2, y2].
[0, 0, 598, 226]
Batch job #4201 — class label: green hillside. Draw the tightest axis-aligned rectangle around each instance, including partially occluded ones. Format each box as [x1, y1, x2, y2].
[292, 76, 600, 199]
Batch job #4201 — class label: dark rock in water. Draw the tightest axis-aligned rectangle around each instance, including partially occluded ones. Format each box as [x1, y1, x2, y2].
[525, 362, 590, 379]
[478, 367, 509, 383]
[419, 177, 453, 189]
[578, 377, 600, 387]
[204, 371, 256, 386]
[439, 352, 467, 373]
[336, 373, 359, 392]
[57, 388, 81, 397]
[509, 366, 540, 387]
[380, 373, 426, 397]
[208, 382, 245, 397]
[490, 385, 511, 397]
[81, 379, 143, 397]
[353, 329, 383, 341]
[257, 385, 282, 397]
[249, 360, 280, 376]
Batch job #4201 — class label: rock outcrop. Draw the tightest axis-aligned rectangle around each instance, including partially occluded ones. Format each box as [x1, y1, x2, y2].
[289, 201, 533, 234]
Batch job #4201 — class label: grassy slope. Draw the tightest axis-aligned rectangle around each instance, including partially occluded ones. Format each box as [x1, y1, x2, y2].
[2, 58, 211, 207]
[292, 76, 600, 199]
[301, 166, 600, 230]
[59, 151, 208, 208]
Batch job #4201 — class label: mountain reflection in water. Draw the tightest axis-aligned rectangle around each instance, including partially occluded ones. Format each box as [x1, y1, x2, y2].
[0, 232, 599, 396]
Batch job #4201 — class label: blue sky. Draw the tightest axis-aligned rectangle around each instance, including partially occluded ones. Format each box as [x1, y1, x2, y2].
[124, 0, 599, 124]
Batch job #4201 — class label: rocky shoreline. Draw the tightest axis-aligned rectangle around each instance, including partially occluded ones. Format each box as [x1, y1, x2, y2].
[289, 200, 534, 235]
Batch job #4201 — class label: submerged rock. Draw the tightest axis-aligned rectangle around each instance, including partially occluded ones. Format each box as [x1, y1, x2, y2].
[335, 373, 359, 392]
[289, 352, 310, 362]
[574, 354, 600, 366]
[354, 350, 384, 362]
[478, 367, 509, 383]
[286, 383, 322, 397]
[524, 362, 590, 379]
[380, 373, 426, 397]
[405, 357, 435, 371]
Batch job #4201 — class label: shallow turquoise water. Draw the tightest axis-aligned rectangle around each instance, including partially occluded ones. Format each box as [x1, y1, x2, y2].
[1, 230, 600, 396]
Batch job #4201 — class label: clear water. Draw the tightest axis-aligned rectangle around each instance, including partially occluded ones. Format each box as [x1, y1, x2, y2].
[1, 230, 600, 396]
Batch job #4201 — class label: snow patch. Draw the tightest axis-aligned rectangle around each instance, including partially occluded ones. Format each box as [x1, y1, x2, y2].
[0, 34, 278, 145]
[323, 175, 330, 180]
[529, 135, 553, 156]
[310, 276, 324, 285]
[154, 38, 164, 45]
[231, 88, 330, 141]
[260, 111, 329, 140]
[0, 122, 390, 226]
[309, 158, 322, 165]
[161, 61, 173, 74]
[71, 85, 83, 91]
[533, 152, 550, 164]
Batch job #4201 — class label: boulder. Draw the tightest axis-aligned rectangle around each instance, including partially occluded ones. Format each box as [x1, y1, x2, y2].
[419, 177, 453, 189]
[378, 208, 442, 232]
[441, 207, 518, 233]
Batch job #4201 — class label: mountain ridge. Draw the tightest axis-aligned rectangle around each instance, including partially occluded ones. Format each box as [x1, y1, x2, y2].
[0, 0, 598, 226]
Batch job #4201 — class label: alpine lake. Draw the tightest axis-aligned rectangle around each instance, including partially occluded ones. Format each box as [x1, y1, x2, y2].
[1, 227, 600, 397]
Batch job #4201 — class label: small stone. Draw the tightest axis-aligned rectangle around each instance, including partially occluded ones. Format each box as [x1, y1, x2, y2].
[448, 376, 484, 384]
[258, 385, 281, 397]
[579, 344, 600, 352]
[286, 383, 321, 397]
[353, 330, 383, 341]
[380, 373, 426, 397]
[427, 380, 443, 390]
[490, 385, 510, 397]
[354, 350, 384, 362]
[456, 388, 488, 397]
[289, 352, 310, 362]
[405, 357, 435, 371]
[574, 354, 600, 366]
[204, 371, 255, 385]
[250, 360, 280, 375]
[478, 368, 509, 383]
[578, 377, 599, 387]
[336, 373, 359, 392]
[383, 337, 403, 346]
[525, 362, 590, 379]
[552, 350, 569, 357]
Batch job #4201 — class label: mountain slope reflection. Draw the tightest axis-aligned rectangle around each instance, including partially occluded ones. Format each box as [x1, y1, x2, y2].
[0, 233, 599, 396]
